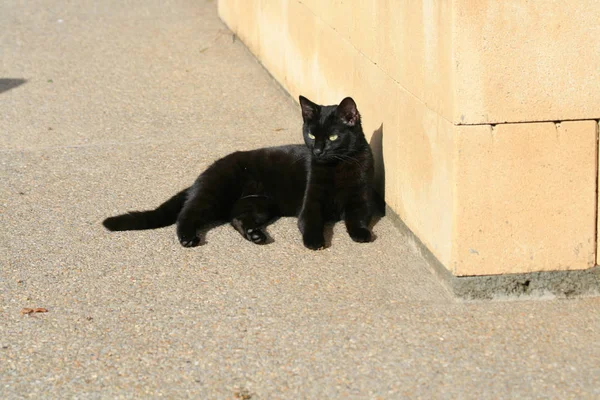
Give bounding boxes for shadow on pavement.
[0,78,27,94]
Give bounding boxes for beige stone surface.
[289,0,455,122]
[361,61,457,269]
[453,0,600,124]
[218,0,261,55]
[220,0,455,121]
[453,121,597,275]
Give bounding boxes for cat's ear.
[336,97,360,126]
[299,95,320,122]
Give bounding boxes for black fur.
[103,96,375,249]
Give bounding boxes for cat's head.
[299,96,365,163]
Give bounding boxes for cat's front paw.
[179,235,200,247]
[303,233,325,250]
[348,227,372,243]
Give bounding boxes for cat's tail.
[102,189,188,231]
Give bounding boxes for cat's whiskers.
[331,154,362,167]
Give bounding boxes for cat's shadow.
[370,123,386,216]
[196,220,276,247]
[321,217,382,248]
[368,123,386,239]
[323,223,336,247]
[195,218,380,249]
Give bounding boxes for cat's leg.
[176,189,225,247]
[298,193,326,250]
[230,196,275,244]
[343,191,373,243]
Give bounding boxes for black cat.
[103,96,375,250]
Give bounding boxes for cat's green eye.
[308,133,315,140]
[329,134,338,141]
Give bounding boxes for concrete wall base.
[386,206,600,301]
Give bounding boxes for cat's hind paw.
[246,228,267,244]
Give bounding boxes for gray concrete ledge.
[386,206,600,301]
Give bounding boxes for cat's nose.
[313,148,323,156]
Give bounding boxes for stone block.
[453,121,597,275]
[453,0,600,123]
[300,0,455,122]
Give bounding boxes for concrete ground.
[1,0,598,398]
